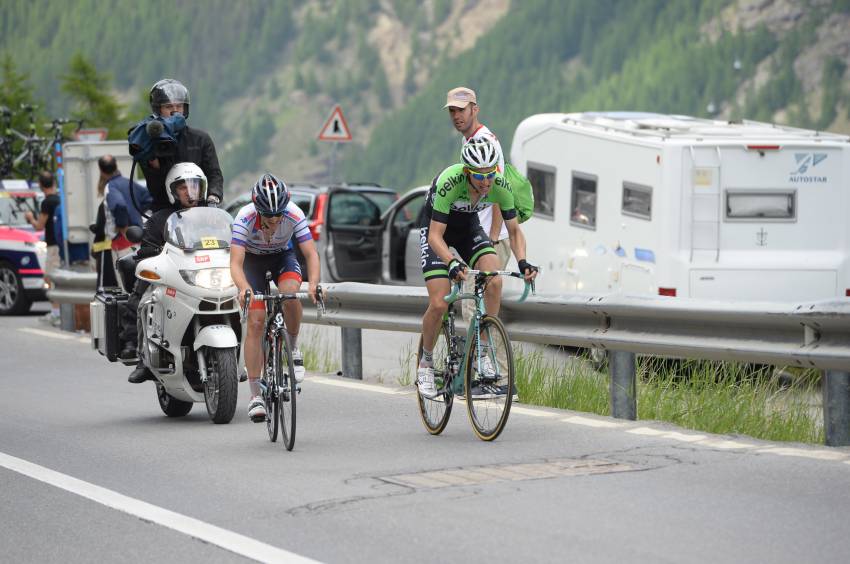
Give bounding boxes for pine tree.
[60,53,124,139]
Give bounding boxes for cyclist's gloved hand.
[448,258,467,282]
[206,195,221,208]
[517,259,539,281]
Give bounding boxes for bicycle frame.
[439,270,534,395]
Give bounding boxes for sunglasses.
[468,169,497,181]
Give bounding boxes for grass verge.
[514,348,824,444]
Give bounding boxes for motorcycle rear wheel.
[156,383,193,417]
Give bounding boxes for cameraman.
[140,78,224,210]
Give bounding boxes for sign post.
[317,105,352,183]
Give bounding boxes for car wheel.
[0,261,32,315]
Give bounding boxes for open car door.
[381,186,427,286]
[324,189,383,282]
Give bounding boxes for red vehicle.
[226,182,399,282]
[0,181,47,314]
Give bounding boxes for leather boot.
[128,363,154,384]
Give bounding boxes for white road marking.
[511,406,558,418]
[756,447,848,461]
[0,451,321,564]
[311,376,406,395]
[19,327,77,340]
[562,415,625,428]
[696,438,757,450]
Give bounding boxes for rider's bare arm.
[489,213,503,242]
[229,244,250,306]
[505,217,537,281]
[298,238,321,303]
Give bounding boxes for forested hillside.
[345,0,850,188]
[2,0,849,196]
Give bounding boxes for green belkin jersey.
[426,163,517,226]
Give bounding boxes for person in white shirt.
[445,87,510,322]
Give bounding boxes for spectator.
[89,174,118,289]
[139,78,224,210]
[99,154,152,278]
[24,171,62,325]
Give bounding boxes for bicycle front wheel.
[279,332,297,451]
[415,330,453,435]
[464,315,514,441]
[265,333,280,442]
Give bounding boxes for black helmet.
[251,173,290,216]
[150,78,190,118]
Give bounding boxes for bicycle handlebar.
[240,286,325,321]
[444,270,535,304]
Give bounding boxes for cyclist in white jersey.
[230,173,320,422]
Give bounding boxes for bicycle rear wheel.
[279,332,297,451]
[415,329,453,435]
[464,315,514,441]
[265,333,279,442]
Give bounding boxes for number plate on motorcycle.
[201,237,220,249]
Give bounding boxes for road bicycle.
[416,270,534,441]
[9,104,49,181]
[0,105,84,179]
[40,117,85,171]
[0,105,17,177]
[242,274,324,451]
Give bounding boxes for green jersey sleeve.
[430,164,467,224]
[490,173,517,221]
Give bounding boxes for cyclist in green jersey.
[417,138,538,399]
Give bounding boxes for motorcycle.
[94,207,241,423]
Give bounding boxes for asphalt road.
[1,310,849,563]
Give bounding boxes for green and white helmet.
[461,137,501,169]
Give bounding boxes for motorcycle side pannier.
[90,289,129,361]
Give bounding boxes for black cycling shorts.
[420,222,495,281]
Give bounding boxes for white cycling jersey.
[464,124,508,241]
[231,202,312,255]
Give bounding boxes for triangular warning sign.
[318,105,352,142]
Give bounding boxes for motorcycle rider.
[120,162,207,383]
[141,78,224,211]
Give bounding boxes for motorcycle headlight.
[180,268,234,290]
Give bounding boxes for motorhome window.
[725,191,795,221]
[527,162,555,219]
[570,172,597,229]
[622,183,652,220]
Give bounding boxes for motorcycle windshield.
[164,207,232,251]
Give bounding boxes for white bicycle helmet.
[461,137,501,169]
[165,162,207,205]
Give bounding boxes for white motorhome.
[510,111,850,301]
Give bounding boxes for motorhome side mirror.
[126,226,144,244]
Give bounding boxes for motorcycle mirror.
[126,225,144,244]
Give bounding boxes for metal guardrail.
[301,282,850,371]
[49,274,850,445]
[47,269,96,304]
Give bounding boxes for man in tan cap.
[444,87,510,321]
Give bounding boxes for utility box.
[62,141,134,245]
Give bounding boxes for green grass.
[513,348,824,444]
[297,326,339,374]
